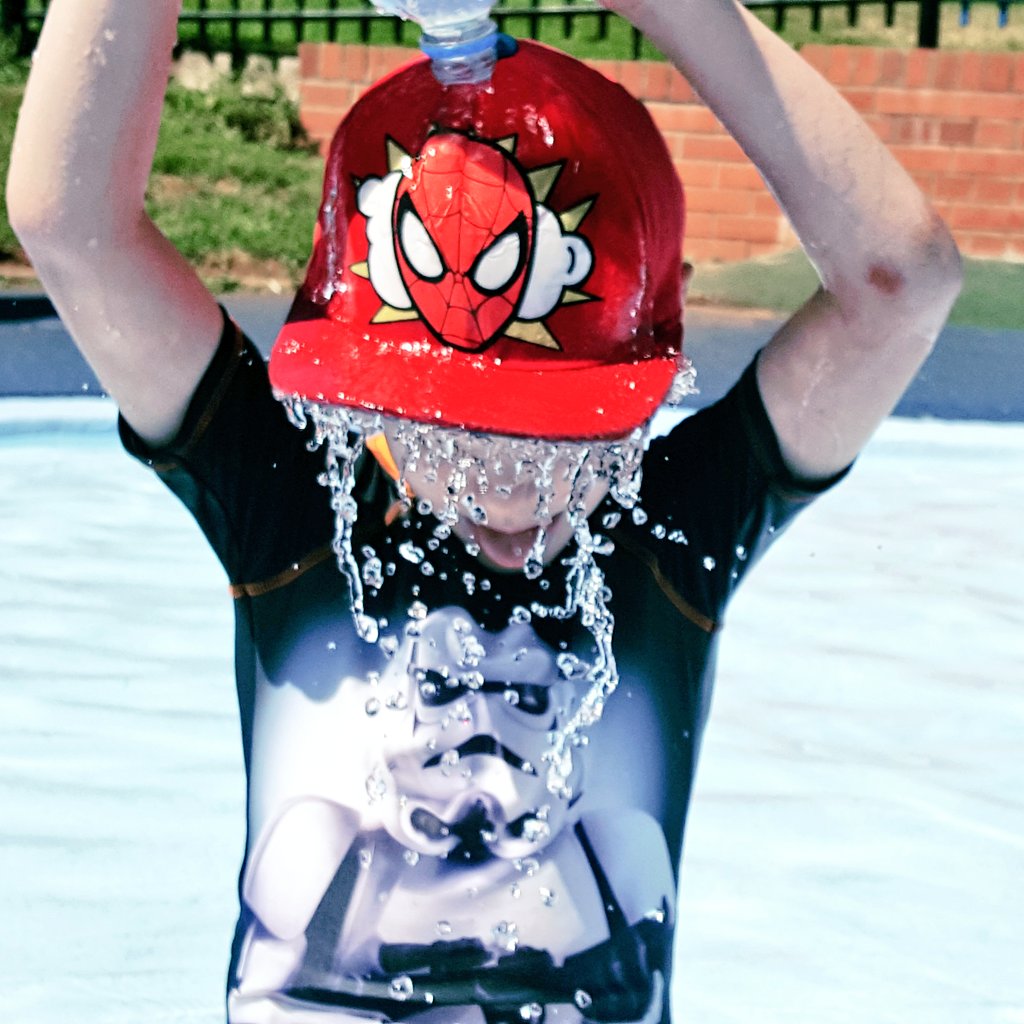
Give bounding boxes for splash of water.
[285,395,667,798]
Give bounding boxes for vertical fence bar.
[295,0,306,45]
[328,0,339,42]
[198,0,209,51]
[918,0,941,46]
[529,0,541,40]
[598,4,611,40]
[884,0,896,26]
[263,0,273,49]
[563,0,574,37]
[631,23,641,58]
[846,0,859,25]
[810,1,822,31]
[230,0,242,62]
[773,3,786,29]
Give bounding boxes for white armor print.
[231,609,674,1024]
[370,609,585,860]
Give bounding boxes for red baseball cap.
[270,40,686,441]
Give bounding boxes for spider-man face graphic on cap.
[354,130,596,355]
[394,135,534,352]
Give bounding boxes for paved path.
[2,292,1021,421]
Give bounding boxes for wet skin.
[381,422,612,572]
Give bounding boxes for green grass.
[147,83,322,285]
[691,249,1024,330]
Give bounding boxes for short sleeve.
[615,356,851,626]
[119,309,334,586]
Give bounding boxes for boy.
[7,1,961,1022]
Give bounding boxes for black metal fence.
[3,0,1018,56]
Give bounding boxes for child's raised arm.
[6,1,223,445]
[607,0,962,479]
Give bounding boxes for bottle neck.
[420,17,498,85]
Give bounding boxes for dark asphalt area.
[1,292,1021,421]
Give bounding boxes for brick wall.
[297,42,1024,263]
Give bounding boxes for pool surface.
[2,397,1022,1023]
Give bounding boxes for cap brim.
[270,315,679,442]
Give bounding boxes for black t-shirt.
[122,313,845,1024]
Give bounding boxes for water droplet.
[574,990,593,1010]
[439,750,460,776]
[644,907,666,923]
[735,544,748,560]
[365,769,387,802]
[399,541,425,564]
[504,689,520,706]
[365,697,381,716]
[539,887,557,907]
[521,818,551,843]
[518,1002,543,1023]
[509,882,522,898]
[631,507,648,525]
[493,920,520,953]
[703,556,716,571]
[515,857,540,877]
[651,523,667,539]
[408,600,428,620]
[668,529,688,545]
[359,848,374,868]
[403,849,420,866]
[511,605,532,624]
[435,920,453,937]
[602,511,621,529]
[389,975,414,1001]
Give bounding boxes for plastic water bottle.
[372,0,499,84]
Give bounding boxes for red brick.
[753,192,783,217]
[300,82,352,111]
[947,204,1024,232]
[954,92,1024,119]
[890,145,957,173]
[878,49,906,87]
[932,176,974,201]
[663,133,686,159]
[684,212,717,239]
[298,42,320,81]
[686,187,754,215]
[682,135,747,162]
[318,43,344,82]
[747,241,787,259]
[367,46,408,82]
[976,120,1016,149]
[851,48,881,87]
[841,89,877,114]
[615,60,648,98]
[959,51,984,91]
[301,108,343,146]
[958,234,1009,258]
[974,178,1016,205]
[585,59,617,83]
[952,150,1024,175]
[644,61,673,102]
[799,45,831,76]
[1013,54,1024,92]
[939,120,976,146]
[717,215,782,244]
[906,49,935,89]
[667,69,695,103]
[673,160,720,188]
[647,102,718,134]
[875,88,960,118]
[934,52,960,90]
[981,53,1014,92]
[719,163,765,190]
[828,47,852,87]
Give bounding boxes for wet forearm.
[7,0,181,246]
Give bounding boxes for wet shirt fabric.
[121,314,845,1024]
